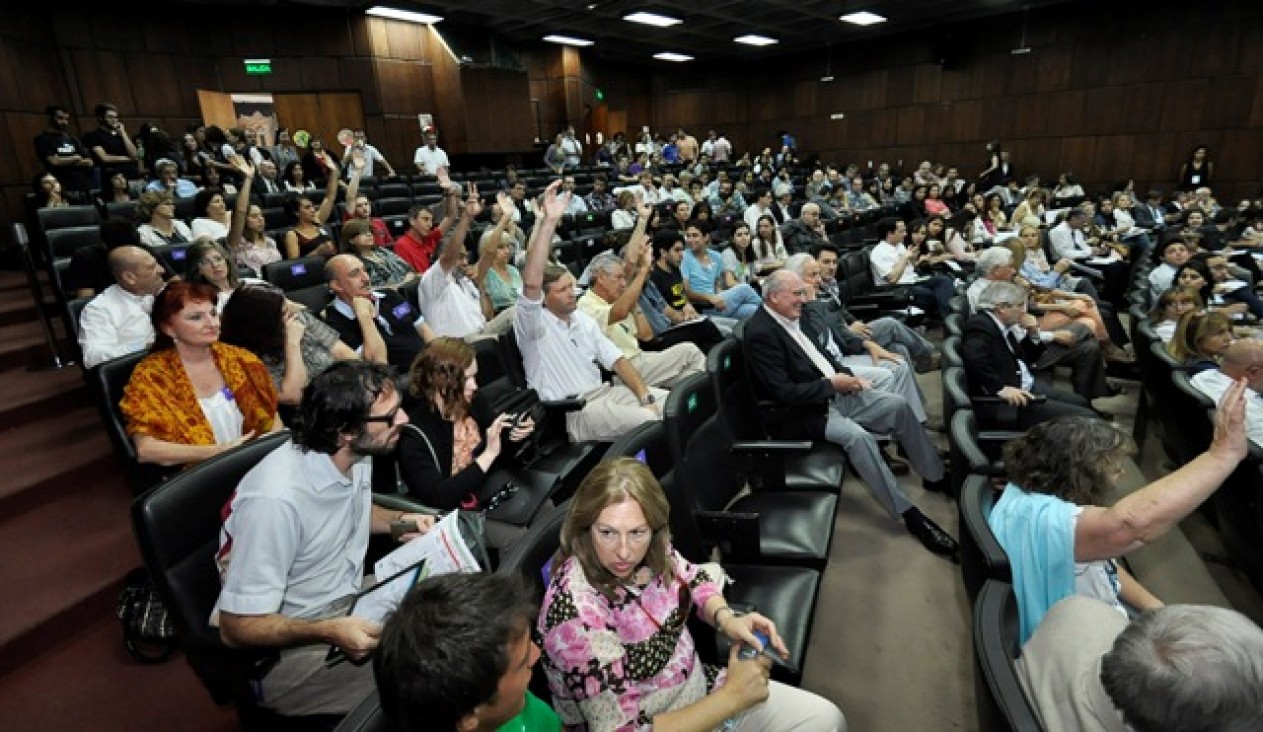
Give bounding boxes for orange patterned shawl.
[121,342,278,447]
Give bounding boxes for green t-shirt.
[496,691,559,732]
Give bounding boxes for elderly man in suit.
[962,280,1098,428]
[742,269,958,560]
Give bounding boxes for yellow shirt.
[577,289,640,359]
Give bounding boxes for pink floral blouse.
[538,548,725,731]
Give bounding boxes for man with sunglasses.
[213,362,435,718]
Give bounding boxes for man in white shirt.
[215,362,436,717]
[711,132,731,163]
[417,188,514,339]
[514,181,664,442]
[79,246,166,368]
[413,129,449,175]
[560,175,588,215]
[743,188,775,233]
[1048,208,1129,305]
[868,217,956,317]
[578,247,704,389]
[1192,338,1263,447]
[1148,239,1190,300]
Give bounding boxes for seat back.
[44,224,102,261]
[1147,341,1186,464]
[332,692,386,732]
[941,335,963,368]
[90,351,175,494]
[1170,370,1215,459]
[605,422,706,561]
[959,475,1012,607]
[37,204,101,234]
[972,580,1046,732]
[131,431,290,704]
[263,256,327,291]
[841,248,875,295]
[706,337,766,442]
[664,373,739,515]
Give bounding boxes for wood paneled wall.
[597,0,1262,202]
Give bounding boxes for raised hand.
[463,182,483,219]
[539,179,570,220]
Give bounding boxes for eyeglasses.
[592,525,654,548]
[362,402,402,426]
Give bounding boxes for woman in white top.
[191,187,231,240]
[750,215,788,274]
[136,190,193,248]
[610,190,638,230]
[722,223,759,286]
[223,158,281,278]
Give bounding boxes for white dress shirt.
[78,284,155,368]
[417,260,486,338]
[1191,369,1263,447]
[869,241,917,285]
[412,145,450,174]
[513,293,624,401]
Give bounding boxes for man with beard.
[33,105,95,199]
[214,362,436,718]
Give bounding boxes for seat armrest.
[695,510,761,560]
[977,430,1025,442]
[731,440,814,454]
[973,395,1047,404]
[542,397,585,413]
[372,493,439,515]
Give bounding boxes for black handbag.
[115,567,178,664]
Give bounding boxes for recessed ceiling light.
[625,11,683,27]
[366,6,443,24]
[544,34,595,47]
[653,52,694,62]
[840,11,886,26]
[734,34,778,46]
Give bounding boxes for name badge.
[391,302,413,320]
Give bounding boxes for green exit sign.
[244,59,272,76]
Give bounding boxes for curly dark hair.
[293,361,397,455]
[1001,417,1136,505]
[408,337,475,421]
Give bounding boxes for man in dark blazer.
[742,269,958,560]
[961,280,1098,428]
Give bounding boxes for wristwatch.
[640,393,656,406]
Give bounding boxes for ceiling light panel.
[734,34,778,46]
[653,52,694,62]
[366,6,443,24]
[625,11,683,28]
[840,11,887,26]
[544,34,595,47]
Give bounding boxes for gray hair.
[976,246,1013,276]
[761,268,798,299]
[976,281,1026,312]
[1101,604,1263,732]
[799,202,820,217]
[781,253,814,278]
[588,251,626,279]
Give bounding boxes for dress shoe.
[914,352,943,374]
[1103,343,1135,364]
[903,508,960,562]
[921,475,951,494]
[883,450,910,476]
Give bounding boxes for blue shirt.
[681,248,723,296]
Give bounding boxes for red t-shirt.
[394,228,443,274]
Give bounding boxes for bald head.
[1220,338,1263,383]
[109,246,165,295]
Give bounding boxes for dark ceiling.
[370,0,1074,64]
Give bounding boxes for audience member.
[1191,337,1263,448]
[1168,310,1233,374]
[743,270,958,559]
[514,181,663,442]
[282,154,341,259]
[413,128,449,175]
[136,190,193,248]
[579,246,706,389]
[67,217,145,298]
[1047,208,1128,306]
[340,129,394,179]
[681,220,763,320]
[538,458,847,731]
[396,338,537,549]
[394,193,458,275]
[418,187,514,339]
[868,217,957,318]
[219,284,357,405]
[214,361,434,717]
[962,281,1098,428]
[1148,286,1201,343]
[989,380,1247,642]
[78,245,166,368]
[190,187,230,240]
[321,254,431,369]
[223,158,281,278]
[82,103,139,180]
[120,281,279,467]
[376,571,556,732]
[33,105,94,200]
[342,218,416,289]
[342,158,393,247]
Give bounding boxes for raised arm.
[521,179,568,300]
[434,170,460,235]
[609,234,652,323]
[227,157,256,251]
[314,153,340,224]
[1075,379,1248,561]
[437,183,482,271]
